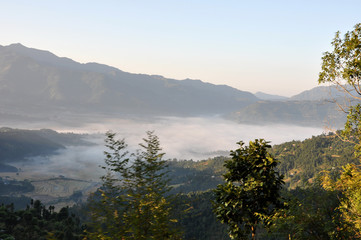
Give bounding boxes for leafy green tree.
[171,190,229,240]
[268,183,356,240]
[318,23,361,98]
[319,23,361,236]
[319,23,361,149]
[322,164,361,238]
[213,139,284,240]
[88,131,180,239]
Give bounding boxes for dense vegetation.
[167,133,358,192]
[0,130,359,239]
[0,199,84,240]
[0,128,64,163]
[87,131,181,239]
[0,178,34,195]
[271,132,358,188]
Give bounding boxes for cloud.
[57,116,325,160]
[18,116,324,180]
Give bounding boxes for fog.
[16,116,326,180]
[84,116,325,160]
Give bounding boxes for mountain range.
[0,43,349,128]
[0,44,257,116]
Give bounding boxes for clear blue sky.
[1,0,360,96]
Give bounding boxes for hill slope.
[227,99,346,127]
[0,44,258,118]
[0,127,91,165]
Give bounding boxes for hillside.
[254,91,288,101]
[227,99,346,128]
[0,128,64,163]
[0,130,358,239]
[290,85,346,101]
[0,127,355,194]
[0,128,92,168]
[0,43,353,128]
[168,132,357,191]
[0,43,352,129]
[0,44,258,120]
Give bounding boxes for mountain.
[226,84,356,128]
[0,43,258,120]
[254,91,288,101]
[0,43,351,128]
[290,85,346,101]
[227,99,346,128]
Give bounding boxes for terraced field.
[0,171,100,209]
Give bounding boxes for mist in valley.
[12,116,326,181]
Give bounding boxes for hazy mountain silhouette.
[290,85,347,101]
[0,43,349,128]
[254,92,288,101]
[227,100,345,127]
[0,43,258,119]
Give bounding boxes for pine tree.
[88,131,180,239]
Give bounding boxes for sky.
[1,1,361,96]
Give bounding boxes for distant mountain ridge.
[0,43,258,118]
[254,92,288,101]
[290,85,347,101]
[227,99,345,127]
[0,43,350,128]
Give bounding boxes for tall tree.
[319,23,361,148]
[322,164,361,238]
[319,23,361,237]
[88,131,180,239]
[87,131,130,239]
[213,139,284,240]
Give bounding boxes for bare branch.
[335,81,361,100]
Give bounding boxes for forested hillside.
[0,128,64,163]
[168,133,356,193]
[0,130,357,239]
[0,129,358,239]
[0,128,92,171]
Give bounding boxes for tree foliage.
[322,164,361,238]
[213,139,284,240]
[87,131,180,239]
[319,23,361,238]
[319,23,361,99]
[268,182,357,240]
[0,199,84,240]
[319,23,361,149]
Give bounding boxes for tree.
[213,139,284,240]
[88,131,180,239]
[319,23,361,99]
[268,182,357,240]
[319,23,361,236]
[0,199,84,240]
[319,23,361,149]
[322,164,361,238]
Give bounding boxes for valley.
[0,43,357,239]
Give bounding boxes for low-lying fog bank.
[82,116,325,160]
[9,116,327,180]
